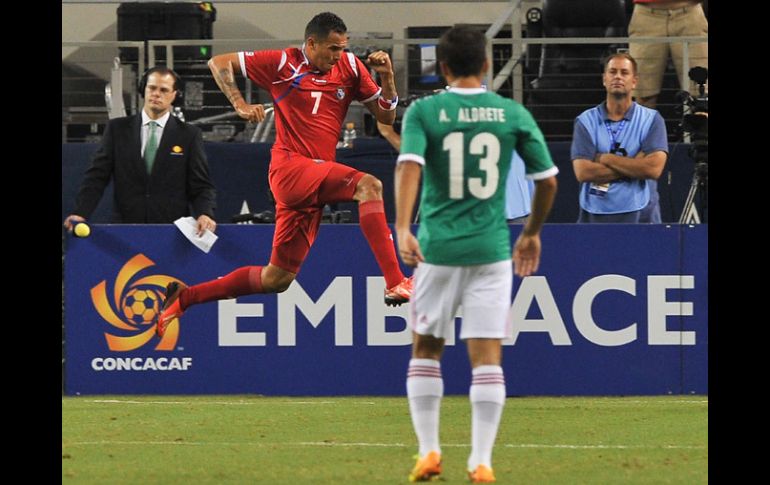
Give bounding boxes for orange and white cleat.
[408,451,442,482]
[467,464,496,483]
[385,276,413,306]
[155,281,187,337]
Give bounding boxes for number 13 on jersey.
[444,132,501,200]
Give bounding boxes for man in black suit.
[63,67,217,235]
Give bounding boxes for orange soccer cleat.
[467,464,496,483]
[408,451,442,482]
[155,281,187,337]
[385,276,413,306]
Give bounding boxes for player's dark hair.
[437,26,487,78]
[305,12,347,41]
[603,52,638,75]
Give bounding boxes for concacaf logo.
[91,254,184,352]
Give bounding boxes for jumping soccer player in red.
[155,12,412,336]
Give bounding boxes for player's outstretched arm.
[208,53,266,123]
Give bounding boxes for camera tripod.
[678,162,708,224]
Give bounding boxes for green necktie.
[144,120,159,173]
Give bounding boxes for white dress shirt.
[141,110,171,158]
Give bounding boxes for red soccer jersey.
[239,47,381,161]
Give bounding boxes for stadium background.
[62,0,708,396]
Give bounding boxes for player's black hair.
[304,12,347,41]
[437,26,487,78]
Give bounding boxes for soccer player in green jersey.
[394,26,558,483]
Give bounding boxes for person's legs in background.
[629,4,670,109]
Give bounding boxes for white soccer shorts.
[409,260,513,340]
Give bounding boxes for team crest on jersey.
[336,88,346,100]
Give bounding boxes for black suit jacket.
[73,114,216,223]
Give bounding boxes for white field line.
[567,400,708,404]
[79,399,374,405]
[63,440,706,450]
[502,443,706,450]
[68,398,706,406]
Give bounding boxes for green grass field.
[62,395,707,484]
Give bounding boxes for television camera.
[677,66,708,163]
[676,66,708,223]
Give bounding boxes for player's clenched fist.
[366,51,393,74]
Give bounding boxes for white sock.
[468,365,506,470]
[406,358,443,456]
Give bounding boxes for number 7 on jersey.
[310,91,322,115]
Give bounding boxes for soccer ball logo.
[92,254,184,351]
[122,288,160,325]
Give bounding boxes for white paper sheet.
[173,217,218,253]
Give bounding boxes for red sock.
[180,266,264,310]
[359,200,404,288]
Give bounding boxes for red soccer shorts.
[267,149,366,273]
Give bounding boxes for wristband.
[378,94,398,111]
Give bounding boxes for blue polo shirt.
[571,102,668,215]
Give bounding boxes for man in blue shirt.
[571,53,668,223]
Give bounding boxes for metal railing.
[63,35,706,142]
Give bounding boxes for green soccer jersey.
[398,87,557,265]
